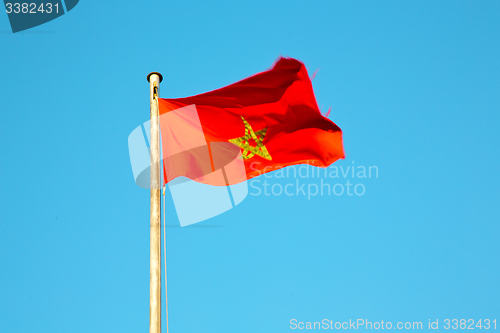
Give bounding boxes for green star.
[228,116,272,160]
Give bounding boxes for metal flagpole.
[163,186,169,333]
[147,72,163,333]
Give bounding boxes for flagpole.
[147,72,163,333]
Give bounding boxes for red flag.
[159,57,344,186]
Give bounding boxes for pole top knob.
[147,72,163,83]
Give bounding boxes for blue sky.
[1,1,499,332]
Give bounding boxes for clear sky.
[1,1,499,332]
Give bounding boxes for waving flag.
[159,57,344,186]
